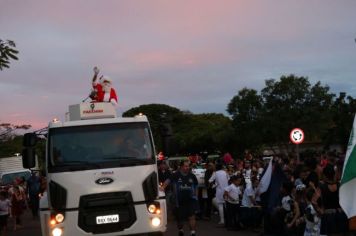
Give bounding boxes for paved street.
[7,210,41,236]
[6,209,258,236]
[164,212,258,236]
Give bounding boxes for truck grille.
[78,192,136,234]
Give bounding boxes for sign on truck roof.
[68,103,117,121]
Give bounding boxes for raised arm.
[92,66,100,84]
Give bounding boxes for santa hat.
[100,75,112,84]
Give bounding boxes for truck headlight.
[148,204,157,214]
[147,202,160,214]
[52,227,63,236]
[50,212,65,225]
[151,217,161,227]
[55,213,64,223]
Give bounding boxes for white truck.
[0,156,31,185]
[22,103,166,236]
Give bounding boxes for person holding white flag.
[257,157,273,195]
[339,114,356,230]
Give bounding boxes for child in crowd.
[0,191,11,236]
[294,184,307,235]
[304,188,322,236]
[224,175,243,230]
[240,177,262,228]
[281,182,300,235]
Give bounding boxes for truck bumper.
[40,199,167,236]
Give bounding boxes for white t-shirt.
[282,195,292,211]
[0,199,11,216]
[244,169,252,179]
[241,186,255,207]
[209,170,229,203]
[244,169,252,188]
[304,203,321,236]
[224,184,241,204]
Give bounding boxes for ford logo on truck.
[95,177,114,185]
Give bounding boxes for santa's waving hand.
[91,67,118,105]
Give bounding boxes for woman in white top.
[209,163,229,225]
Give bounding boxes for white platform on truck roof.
[67,103,117,121]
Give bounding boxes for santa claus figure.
[91,67,118,105]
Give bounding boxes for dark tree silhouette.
[0,39,19,70]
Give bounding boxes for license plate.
[96,214,119,224]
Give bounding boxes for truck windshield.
[48,122,155,172]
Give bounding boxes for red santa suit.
[92,76,118,105]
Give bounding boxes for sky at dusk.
[1,0,356,130]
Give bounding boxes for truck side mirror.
[22,148,36,169]
[23,133,37,147]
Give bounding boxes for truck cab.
[23,103,166,236]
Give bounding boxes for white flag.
[258,158,273,194]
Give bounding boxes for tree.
[260,75,334,152]
[0,123,31,142]
[123,104,183,153]
[0,39,19,70]
[303,81,334,141]
[227,75,336,154]
[123,104,234,156]
[0,136,23,158]
[324,93,356,152]
[174,113,234,154]
[227,88,264,153]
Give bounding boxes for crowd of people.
[159,150,351,236]
[0,171,44,235]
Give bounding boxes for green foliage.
[227,88,264,153]
[261,75,334,148]
[123,104,183,152]
[324,93,356,151]
[0,136,23,158]
[174,113,234,154]
[227,74,351,153]
[0,39,19,71]
[123,104,233,155]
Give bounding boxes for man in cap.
[91,67,118,105]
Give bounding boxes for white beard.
[103,83,111,92]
